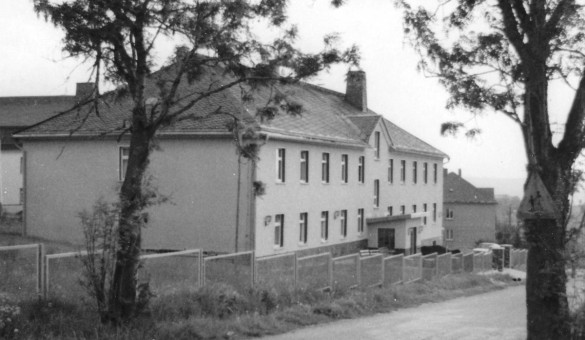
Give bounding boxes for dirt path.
[261,285,526,340]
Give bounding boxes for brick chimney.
[75,82,95,101]
[345,70,367,112]
[458,169,462,177]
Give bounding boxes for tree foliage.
[34,0,358,322]
[396,0,585,338]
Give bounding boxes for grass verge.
[3,272,520,339]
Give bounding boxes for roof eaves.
[261,128,368,148]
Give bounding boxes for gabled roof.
[14,65,447,156]
[0,96,76,128]
[444,171,497,204]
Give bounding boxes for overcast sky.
[3,0,579,197]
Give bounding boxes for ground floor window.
[445,229,454,240]
[321,211,329,241]
[274,214,284,247]
[299,212,308,244]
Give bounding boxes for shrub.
[0,295,21,339]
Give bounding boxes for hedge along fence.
[5,245,529,301]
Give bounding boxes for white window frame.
[424,162,428,184]
[388,159,394,183]
[374,131,381,159]
[300,150,309,183]
[423,203,428,225]
[341,154,348,183]
[322,153,330,183]
[413,161,418,184]
[299,212,308,245]
[276,148,286,183]
[357,208,364,233]
[445,229,454,241]
[373,179,380,208]
[358,156,365,183]
[433,203,437,222]
[400,205,406,215]
[119,146,130,181]
[446,208,454,219]
[340,209,347,237]
[433,163,438,183]
[400,160,406,183]
[388,206,393,216]
[274,214,284,248]
[412,204,417,213]
[321,211,329,242]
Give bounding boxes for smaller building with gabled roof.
[443,169,497,250]
[14,68,447,256]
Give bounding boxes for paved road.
[261,286,526,340]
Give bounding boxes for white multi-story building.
[16,69,446,256]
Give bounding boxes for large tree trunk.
[524,65,571,339]
[108,107,152,322]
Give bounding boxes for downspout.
[235,154,242,253]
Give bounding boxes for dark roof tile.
[444,171,497,204]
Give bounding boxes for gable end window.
[277,149,286,182]
[119,147,130,181]
[300,151,309,183]
[274,214,284,248]
[374,131,381,159]
[322,153,330,183]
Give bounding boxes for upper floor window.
[388,206,393,216]
[433,163,438,183]
[274,214,284,248]
[413,161,418,184]
[276,148,286,183]
[357,208,364,233]
[373,179,380,208]
[322,153,330,183]
[374,131,381,159]
[119,147,130,181]
[321,211,329,241]
[412,204,417,213]
[400,205,406,215]
[358,156,365,183]
[446,208,454,219]
[433,203,437,222]
[388,159,394,183]
[423,204,428,225]
[445,229,454,241]
[299,212,308,244]
[424,163,428,184]
[300,151,309,183]
[341,154,348,183]
[400,160,406,183]
[340,209,348,237]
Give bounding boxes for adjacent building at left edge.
[14,67,447,257]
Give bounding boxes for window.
[413,161,418,184]
[373,179,380,208]
[357,208,364,233]
[358,156,365,183]
[388,159,394,183]
[400,160,406,182]
[446,208,454,219]
[119,147,129,181]
[322,153,330,183]
[276,148,286,182]
[400,205,405,215]
[374,131,381,159]
[299,213,308,244]
[433,203,437,222]
[321,211,329,241]
[445,229,454,241]
[388,206,393,216]
[300,151,309,183]
[19,188,24,205]
[424,163,428,184]
[341,154,348,183]
[340,210,347,237]
[433,163,438,183]
[412,204,417,213]
[423,204,428,225]
[274,214,284,247]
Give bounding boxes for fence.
[0,243,43,299]
[3,245,530,301]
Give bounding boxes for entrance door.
[409,227,417,254]
[378,228,395,249]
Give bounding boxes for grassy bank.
[2,272,519,340]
